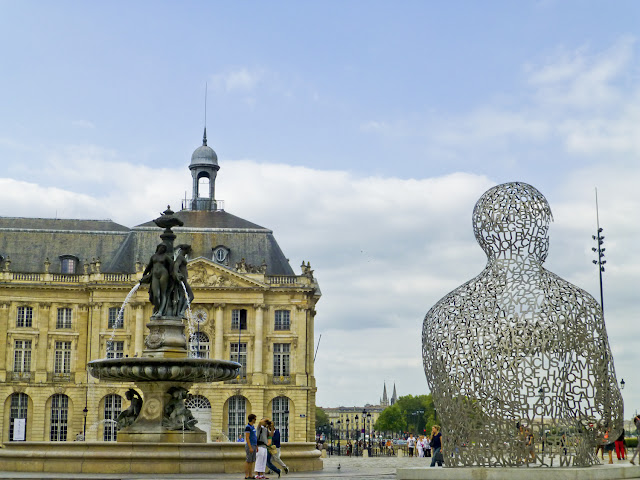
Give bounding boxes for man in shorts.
[244,414,257,479]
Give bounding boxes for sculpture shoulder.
[424,270,491,322]
[542,269,601,310]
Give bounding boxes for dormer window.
[212,245,230,265]
[59,255,79,274]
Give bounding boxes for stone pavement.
[0,454,639,480]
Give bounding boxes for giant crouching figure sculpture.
[422,182,623,467]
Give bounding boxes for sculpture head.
[472,182,553,262]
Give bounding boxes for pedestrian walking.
[630,416,640,465]
[244,414,257,479]
[603,430,615,464]
[425,435,431,458]
[254,418,271,479]
[430,425,443,467]
[615,428,626,460]
[408,434,416,457]
[266,422,289,476]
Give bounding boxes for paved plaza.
[0,454,639,480]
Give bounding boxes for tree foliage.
[374,394,437,436]
[315,407,330,429]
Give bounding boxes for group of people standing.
[243,414,289,479]
[407,426,443,467]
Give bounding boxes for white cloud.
[4,143,638,409]
[210,67,264,92]
[527,37,635,109]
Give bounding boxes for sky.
[1,1,639,416]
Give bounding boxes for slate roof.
[0,210,295,276]
[134,210,267,231]
[0,217,129,232]
[0,217,130,274]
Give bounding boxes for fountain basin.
[87,357,241,383]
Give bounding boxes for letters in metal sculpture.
[422,182,623,467]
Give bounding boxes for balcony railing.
[51,274,81,283]
[181,199,225,212]
[270,375,292,385]
[266,276,299,285]
[9,372,31,382]
[47,372,74,383]
[103,273,133,282]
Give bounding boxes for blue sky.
[1,1,640,415]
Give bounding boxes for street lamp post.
[354,415,359,456]
[367,412,372,455]
[346,418,350,455]
[82,406,88,441]
[362,409,367,451]
[336,420,341,456]
[330,421,334,456]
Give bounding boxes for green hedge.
[625,437,638,449]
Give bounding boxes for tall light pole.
[592,188,606,313]
[336,420,341,455]
[330,421,334,456]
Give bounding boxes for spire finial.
[203,83,208,146]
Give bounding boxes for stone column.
[214,304,225,360]
[133,302,145,356]
[253,304,265,384]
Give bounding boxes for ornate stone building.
[0,129,320,443]
[322,385,396,440]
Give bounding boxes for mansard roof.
[0,210,295,276]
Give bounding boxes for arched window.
[59,255,79,274]
[103,394,122,441]
[272,396,290,442]
[188,332,210,359]
[186,394,212,442]
[50,394,69,441]
[198,176,210,198]
[227,395,246,442]
[9,393,29,441]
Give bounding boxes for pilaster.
[133,302,145,356]
[214,304,225,360]
[35,302,52,382]
[0,302,10,375]
[253,304,265,384]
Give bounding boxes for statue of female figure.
[116,389,143,430]
[141,243,173,316]
[173,244,194,317]
[422,182,622,467]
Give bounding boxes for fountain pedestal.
[143,315,190,359]
[117,381,206,443]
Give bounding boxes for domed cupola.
[190,128,218,167]
[189,128,220,211]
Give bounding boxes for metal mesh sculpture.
[422,182,623,467]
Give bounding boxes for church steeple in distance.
[381,383,389,407]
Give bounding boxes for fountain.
[0,205,322,475]
[88,206,240,443]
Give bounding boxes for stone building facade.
[0,130,320,443]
